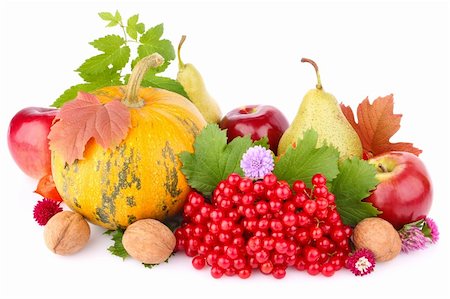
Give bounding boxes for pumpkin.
[51,54,207,230]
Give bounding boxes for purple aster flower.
[399,226,428,253]
[240,145,274,180]
[347,248,376,276]
[424,217,439,243]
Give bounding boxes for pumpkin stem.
[123,53,165,108]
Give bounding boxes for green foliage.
[53,11,188,107]
[104,229,128,259]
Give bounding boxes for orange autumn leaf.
[340,94,422,158]
[48,92,131,164]
[35,174,63,202]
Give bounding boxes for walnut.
[122,219,175,264]
[44,211,90,255]
[353,217,402,262]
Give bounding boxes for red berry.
[274,239,288,254]
[253,181,266,195]
[188,192,204,208]
[232,236,245,247]
[192,256,206,270]
[272,267,286,279]
[293,180,306,193]
[225,246,239,259]
[241,194,255,205]
[220,218,234,231]
[263,173,277,188]
[234,257,246,270]
[270,219,283,232]
[217,256,231,269]
[225,267,236,276]
[282,212,297,227]
[295,257,307,271]
[260,261,274,274]
[303,200,317,215]
[272,253,285,265]
[263,236,276,251]
[316,237,331,252]
[247,236,262,252]
[275,185,291,200]
[227,173,241,186]
[313,186,328,197]
[331,227,346,242]
[210,209,224,222]
[244,206,257,218]
[269,199,282,213]
[238,267,252,279]
[297,212,312,227]
[256,201,270,215]
[316,197,329,210]
[304,246,320,263]
[255,249,270,263]
[321,263,335,277]
[211,266,224,278]
[238,178,253,193]
[295,228,310,245]
[312,174,326,186]
[218,232,232,243]
[326,193,336,204]
[307,263,321,276]
[206,252,219,266]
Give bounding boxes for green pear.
[176,35,222,124]
[277,58,362,159]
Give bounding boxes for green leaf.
[77,45,130,76]
[126,14,139,40]
[273,129,340,187]
[253,136,270,149]
[104,229,129,259]
[114,10,122,23]
[52,82,107,107]
[98,12,114,21]
[138,24,175,73]
[331,157,381,226]
[136,23,145,34]
[78,68,122,83]
[179,124,255,196]
[141,76,189,99]
[142,253,174,269]
[89,35,125,53]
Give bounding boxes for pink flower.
[399,226,427,253]
[240,146,274,180]
[347,248,376,276]
[424,217,439,243]
[33,198,63,226]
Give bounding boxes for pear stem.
[178,35,187,68]
[301,58,322,90]
[378,163,388,173]
[123,53,164,108]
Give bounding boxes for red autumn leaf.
[340,94,422,158]
[35,174,63,202]
[48,92,131,164]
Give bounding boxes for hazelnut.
[122,219,175,264]
[353,217,401,262]
[44,211,90,255]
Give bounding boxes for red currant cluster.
[175,173,352,279]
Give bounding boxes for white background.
[0,1,449,298]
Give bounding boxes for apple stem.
[301,58,322,90]
[378,163,388,173]
[178,35,186,69]
[123,53,164,108]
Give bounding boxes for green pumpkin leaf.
[104,229,129,259]
[331,157,381,226]
[126,14,139,40]
[253,136,270,149]
[89,35,125,52]
[273,129,340,187]
[180,124,259,196]
[141,76,189,99]
[77,45,130,75]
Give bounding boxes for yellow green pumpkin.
[51,54,206,230]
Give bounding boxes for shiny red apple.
[365,151,432,229]
[7,107,58,179]
[219,105,289,154]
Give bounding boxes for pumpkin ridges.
[52,85,206,230]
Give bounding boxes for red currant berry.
[320,223,332,235]
[223,186,235,197]
[312,174,327,186]
[243,218,258,232]
[316,197,329,210]
[293,180,306,193]
[283,201,296,213]
[297,212,312,227]
[326,210,340,224]
[338,238,349,250]
[241,194,255,205]
[295,257,307,271]
[208,222,220,234]
[272,267,286,279]
[256,201,270,215]
[183,203,195,218]
[203,233,217,246]
[286,254,296,266]
[227,173,242,186]
[262,236,276,251]
[225,246,239,260]
[272,253,285,265]
[244,206,257,218]
[304,246,320,263]
[225,267,236,276]
[269,199,282,213]
[253,181,266,195]
[187,238,200,252]
[329,256,343,271]
[247,236,262,252]
[260,261,274,274]
[316,237,331,252]
[343,226,352,238]
[271,232,284,239]
[248,257,259,269]
[286,241,297,256]
[211,266,224,278]
[217,181,227,191]
[263,173,277,188]
[220,218,234,231]
[210,209,224,222]
[193,225,205,238]
[326,193,336,204]
[232,224,244,235]
[275,185,292,200]
[258,218,270,230]
[218,232,232,243]
[198,244,210,256]
[234,257,246,270]
[238,178,253,193]
[219,198,233,210]
[206,252,219,266]
[313,186,328,198]
[199,205,211,218]
[238,267,252,279]
[321,263,335,277]
[188,192,205,208]
[255,230,268,238]
[270,219,283,232]
[315,208,328,219]
[255,249,270,263]
[192,255,206,270]
[331,227,346,242]
[282,212,297,227]
[307,263,321,276]
[274,239,288,254]
[228,210,240,222]
[232,236,245,247]
[231,194,241,204]
[217,256,231,269]
[294,228,310,245]
[303,200,317,215]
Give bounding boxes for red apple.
[219,105,289,154]
[365,151,432,229]
[7,107,58,179]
